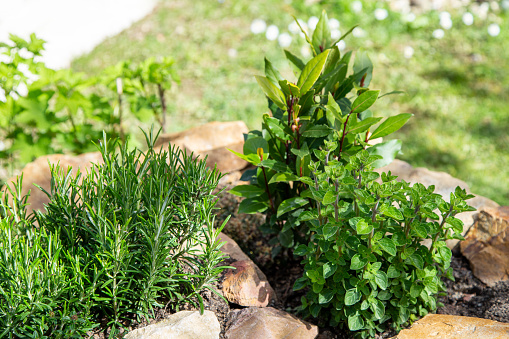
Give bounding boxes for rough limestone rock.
[460,206,509,286]
[155,121,249,173]
[3,152,104,214]
[222,259,276,307]
[391,314,509,339]
[218,233,276,307]
[217,232,252,262]
[225,307,319,339]
[377,159,499,249]
[125,311,220,339]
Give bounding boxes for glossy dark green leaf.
[277,197,309,217]
[293,277,308,290]
[302,125,332,138]
[238,198,268,214]
[379,204,403,221]
[268,172,300,184]
[323,262,337,279]
[284,49,305,70]
[264,58,283,86]
[345,288,361,306]
[322,190,337,205]
[312,11,331,54]
[387,265,400,279]
[228,185,265,198]
[370,299,385,320]
[264,116,288,141]
[318,289,335,304]
[228,148,261,165]
[353,50,373,87]
[377,238,397,256]
[348,313,364,331]
[348,117,382,134]
[297,50,330,94]
[278,229,294,248]
[278,80,300,97]
[369,113,413,140]
[374,271,388,290]
[351,90,380,114]
[350,254,368,270]
[243,137,269,156]
[255,75,287,110]
[356,219,372,235]
[406,253,424,270]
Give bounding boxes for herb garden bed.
[209,182,509,338]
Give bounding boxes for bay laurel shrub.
[0,129,230,337]
[231,10,475,338]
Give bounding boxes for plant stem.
[338,111,353,160]
[157,83,167,133]
[431,206,453,252]
[261,166,276,214]
[116,77,125,142]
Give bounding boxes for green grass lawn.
[71,0,509,205]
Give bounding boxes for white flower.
[250,19,266,34]
[404,12,416,22]
[440,16,453,30]
[336,40,346,51]
[491,1,500,11]
[266,25,279,41]
[351,1,363,13]
[488,23,501,36]
[331,29,341,40]
[502,0,509,10]
[278,33,292,47]
[374,8,389,21]
[439,11,451,20]
[432,29,445,39]
[462,12,474,26]
[352,27,366,38]
[403,46,414,59]
[300,45,311,58]
[228,48,237,58]
[288,21,300,34]
[328,18,340,30]
[0,89,5,103]
[308,16,319,30]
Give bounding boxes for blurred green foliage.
[71,0,509,205]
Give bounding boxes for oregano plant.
[293,146,475,337]
[230,10,411,255]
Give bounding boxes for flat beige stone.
[392,314,509,339]
[225,307,318,339]
[126,311,220,339]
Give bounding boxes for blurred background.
[1,0,508,205]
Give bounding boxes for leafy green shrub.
[0,129,230,337]
[231,10,475,337]
[293,147,475,337]
[230,11,410,255]
[0,34,178,176]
